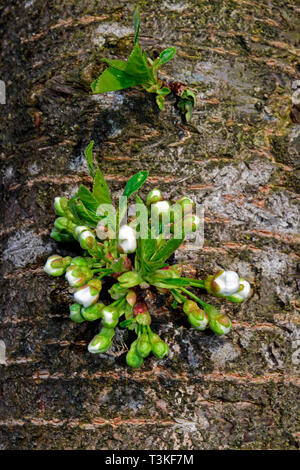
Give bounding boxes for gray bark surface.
[0,0,299,449]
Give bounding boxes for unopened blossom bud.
[126,290,136,307]
[70,257,94,268]
[50,229,74,243]
[88,327,115,354]
[54,197,69,217]
[108,283,128,300]
[151,200,171,219]
[133,302,151,325]
[44,255,71,277]
[54,217,76,235]
[74,279,102,307]
[81,302,104,322]
[176,196,195,213]
[65,265,93,288]
[146,188,163,206]
[118,225,137,254]
[204,304,232,336]
[228,279,251,303]
[136,333,152,358]
[206,270,240,296]
[69,303,85,323]
[183,215,200,234]
[118,271,143,288]
[187,310,209,331]
[78,229,96,251]
[73,225,89,241]
[101,305,119,328]
[126,340,144,368]
[148,330,169,359]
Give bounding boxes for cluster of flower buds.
[145,189,200,236]
[205,270,251,303]
[43,156,253,368]
[126,325,169,368]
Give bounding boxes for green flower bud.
[78,230,96,251]
[204,304,232,336]
[126,341,144,368]
[176,196,195,213]
[88,334,111,354]
[73,225,89,241]
[50,229,74,243]
[136,334,152,358]
[101,305,119,328]
[44,255,71,277]
[183,215,200,234]
[65,265,93,287]
[54,217,76,235]
[108,283,129,300]
[183,300,199,315]
[69,303,85,323]
[152,340,169,359]
[146,189,163,206]
[118,271,143,288]
[54,197,69,217]
[70,257,94,268]
[126,290,136,307]
[81,302,104,322]
[187,310,209,331]
[148,330,169,359]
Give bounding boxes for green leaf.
[126,43,151,81]
[93,168,112,205]
[68,198,98,227]
[158,47,176,65]
[157,87,171,96]
[120,319,133,328]
[84,141,95,178]
[151,237,184,264]
[77,185,99,213]
[133,5,140,44]
[102,58,128,71]
[91,67,143,94]
[156,95,165,110]
[123,171,148,198]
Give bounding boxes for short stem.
[180,287,208,308]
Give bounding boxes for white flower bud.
[44,255,66,277]
[118,225,137,254]
[213,270,240,296]
[151,200,170,217]
[73,225,89,240]
[74,285,99,308]
[229,279,251,302]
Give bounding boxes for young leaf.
[158,47,176,65]
[91,67,143,94]
[133,4,140,44]
[68,197,97,227]
[84,141,95,178]
[123,171,148,198]
[126,43,151,81]
[102,58,128,71]
[151,236,184,264]
[93,168,112,206]
[120,319,133,328]
[77,185,99,213]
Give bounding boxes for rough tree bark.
[0,0,299,450]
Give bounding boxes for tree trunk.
[0,0,299,450]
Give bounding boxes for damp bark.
[0,0,300,450]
